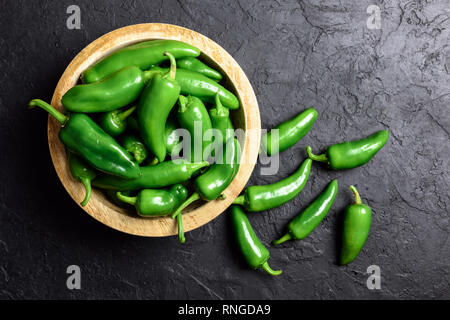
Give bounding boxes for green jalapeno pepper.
[92,160,209,190]
[82,40,201,83]
[209,94,234,148]
[231,205,282,276]
[116,184,188,217]
[67,151,96,206]
[29,99,141,179]
[150,67,239,110]
[177,57,223,81]
[306,130,389,170]
[138,52,181,163]
[98,105,136,137]
[165,116,182,156]
[119,133,148,164]
[233,158,312,212]
[177,95,213,162]
[62,67,160,113]
[261,108,318,156]
[273,179,338,245]
[340,186,372,265]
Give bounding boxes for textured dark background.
[0,0,449,300]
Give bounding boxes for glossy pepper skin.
[306,130,389,170]
[231,205,282,276]
[138,52,181,162]
[82,40,201,83]
[67,151,96,206]
[233,158,312,212]
[29,99,141,179]
[340,186,372,265]
[116,184,188,217]
[92,160,209,190]
[273,179,338,245]
[209,94,234,148]
[98,105,136,137]
[62,67,159,113]
[261,108,318,156]
[119,133,148,164]
[177,95,212,162]
[177,57,223,81]
[150,67,239,110]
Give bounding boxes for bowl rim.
[48,23,260,237]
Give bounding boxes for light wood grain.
[48,23,260,237]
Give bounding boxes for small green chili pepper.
[138,52,181,163]
[177,95,212,162]
[306,130,389,170]
[67,151,96,207]
[231,205,282,276]
[98,105,136,137]
[62,67,160,113]
[340,185,372,265]
[233,158,312,212]
[177,57,223,81]
[119,133,148,164]
[150,67,239,109]
[116,184,188,217]
[273,179,338,245]
[29,99,141,179]
[209,94,234,148]
[92,160,209,191]
[260,108,318,156]
[82,40,201,83]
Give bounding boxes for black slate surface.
[0,0,449,299]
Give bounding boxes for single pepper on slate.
[209,94,234,148]
[98,105,136,137]
[116,184,188,217]
[260,108,318,156]
[273,179,338,245]
[340,185,372,265]
[62,67,161,113]
[29,99,141,179]
[233,158,312,212]
[150,66,239,110]
[82,39,201,83]
[67,151,96,206]
[231,205,282,276]
[306,130,389,170]
[138,52,181,163]
[177,57,223,81]
[119,132,148,164]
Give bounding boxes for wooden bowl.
[48,23,260,237]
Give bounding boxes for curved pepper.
[177,95,212,162]
[119,133,148,164]
[261,108,318,156]
[209,94,234,148]
[150,67,239,110]
[231,205,282,276]
[62,67,160,113]
[98,105,136,137]
[273,179,338,245]
[138,52,181,162]
[67,151,96,206]
[116,184,188,217]
[233,158,312,212]
[92,160,209,190]
[177,57,223,81]
[306,130,389,170]
[340,186,372,265]
[29,99,141,179]
[82,39,201,83]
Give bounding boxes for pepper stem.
[232,195,245,206]
[164,51,177,80]
[214,93,228,116]
[142,69,164,82]
[80,178,92,207]
[177,213,185,243]
[261,261,282,276]
[28,99,68,125]
[178,95,188,113]
[272,233,292,245]
[349,185,362,205]
[171,192,201,219]
[306,146,328,163]
[118,105,136,121]
[116,192,137,206]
